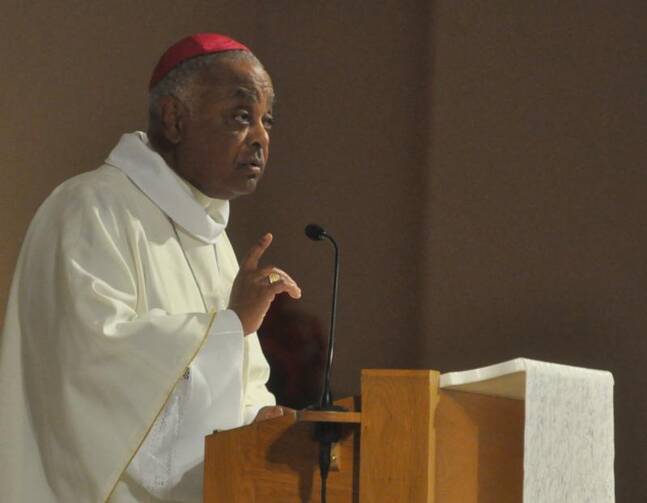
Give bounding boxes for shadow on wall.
[259,295,327,410]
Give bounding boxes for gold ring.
[267,272,281,285]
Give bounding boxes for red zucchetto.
[149,33,251,90]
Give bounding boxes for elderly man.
[0,33,299,502]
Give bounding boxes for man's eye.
[233,110,250,124]
[263,116,274,130]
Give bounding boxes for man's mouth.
[238,161,263,178]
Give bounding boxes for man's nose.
[247,120,270,152]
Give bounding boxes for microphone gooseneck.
[304,223,343,503]
[304,223,339,409]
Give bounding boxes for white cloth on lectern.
[523,360,615,503]
[440,357,615,503]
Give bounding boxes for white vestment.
[0,132,275,502]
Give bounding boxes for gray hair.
[148,50,263,124]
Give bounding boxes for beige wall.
[421,3,647,499]
[1,1,645,499]
[229,0,431,394]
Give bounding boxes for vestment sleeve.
[123,309,246,501]
[214,232,276,424]
[243,332,277,423]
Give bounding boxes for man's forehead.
[232,85,275,104]
[204,60,274,103]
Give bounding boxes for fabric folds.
[0,133,275,503]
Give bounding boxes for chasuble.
[0,132,275,502]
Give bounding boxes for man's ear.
[158,96,186,144]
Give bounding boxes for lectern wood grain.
[435,390,524,502]
[298,409,362,423]
[203,370,526,502]
[359,369,439,503]
[204,410,359,502]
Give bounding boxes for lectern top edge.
[361,368,440,378]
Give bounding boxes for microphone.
[304,223,327,241]
[304,223,343,503]
[304,223,339,409]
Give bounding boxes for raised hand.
[228,233,301,335]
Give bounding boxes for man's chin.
[238,178,261,196]
[207,180,259,200]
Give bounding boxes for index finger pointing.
[241,233,273,271]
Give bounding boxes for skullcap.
[149,33,250,90]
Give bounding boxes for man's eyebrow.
[233,86,260,101]
[232,86,275,106]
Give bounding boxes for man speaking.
[0,33,300,502]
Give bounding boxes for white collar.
[105,131,229,244]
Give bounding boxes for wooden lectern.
[203,369,524,502]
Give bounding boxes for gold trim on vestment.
[104,310,218,502]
